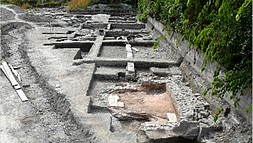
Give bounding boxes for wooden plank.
[14,84,21,90]
[1,65,21,86]
[8,64,21,81]
[1,63,28,102]
[16,89,28,102]
[0,65,8,78]
[2,62,18,86]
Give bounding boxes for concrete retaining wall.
[147,17,252,122]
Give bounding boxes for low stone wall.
[111,23,145,29]
[147,17,252,122]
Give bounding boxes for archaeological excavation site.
[0,1,252,143]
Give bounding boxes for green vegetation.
[138,0,252,111]
[68,0,90,11]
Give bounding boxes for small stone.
[166,113,177,122]
[117,102,124,107]
[203,102,210,110]
[126,62,135,73]
[194,93,201,96]
[200,111,210,118]
[185,110,194,119]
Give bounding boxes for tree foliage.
[138,0,252,109]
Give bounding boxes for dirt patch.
[117,92,175,119]
[110,83,177,122]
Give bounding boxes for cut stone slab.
[92,14,110,23]
[126,44,132,52]
[108,95,119,107]
[127,62,135,73]
[172,120,199,138]
[150,67,170,76]
[94,66,126,80]
[107,23,111,30]
[117,102,125,107]
[126,44,133,59]
[127,52,133,59]
[73,56,178,68]
[108,95,124,107]
[145,130,178,141]
[132,47,139,52]
[143,35,152,40]
[167,113,177,122]
[168,67,182,75]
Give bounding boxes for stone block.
[107,23,111,30]
[167,113,177,122]
[132,47,139,52]
[126,44,132,52]
[108,95,119,107]
[117,102,125,107]
[127,62,135,73]
[169,67,182,75]
[150,67,169,76]
[143,35,152,40]
[127,52,133,59]
[172,120,199,133]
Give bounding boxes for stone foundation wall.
[147,17,252,123]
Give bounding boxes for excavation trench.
[89,73,201,142]
[2,5,250,143]
[108,83,178,122]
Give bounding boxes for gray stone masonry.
[73,57,178,68]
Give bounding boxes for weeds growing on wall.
[138,0,252,116]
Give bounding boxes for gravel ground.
[133,46,172,60]
[0,5,95,143]
[0,7,15,21]
[7,5,24,14]
[19,13,55,23]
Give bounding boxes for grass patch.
[68,0,90,11]
[20,3,32,10]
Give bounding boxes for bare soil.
[115,92,176,119]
